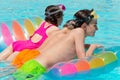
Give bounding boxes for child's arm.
[86,44,103,57]
[74,29,86,59]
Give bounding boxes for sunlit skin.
[33,19,102,69]
[0,11,63,61]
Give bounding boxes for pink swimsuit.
[12,21,53,52]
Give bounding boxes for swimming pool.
[0,0,120,80]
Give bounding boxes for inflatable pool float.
[43,51,118,80]
[0,17,120,80]
[0,16,43,52]
[0,17,43,79]
[0,51,118,80]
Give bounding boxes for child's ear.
[81,23,87,29]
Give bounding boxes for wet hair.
[74,9,94,26]
[63,19,83,30]
[63,19,75,30]
[45,5,63,26]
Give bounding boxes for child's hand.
[86,44,103,57]
[90,44,103,49]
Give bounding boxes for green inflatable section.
[95,51,118,65]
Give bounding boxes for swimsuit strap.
[40,21,46,28]
[29,21,46,38]
[40,21,54,30]
[45,24,54,30]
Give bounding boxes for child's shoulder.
[71,28,84,34]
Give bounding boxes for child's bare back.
[35,28,78,68]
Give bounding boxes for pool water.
[0,0,120,80]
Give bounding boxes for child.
[13,9,102,80]
[74,9,100,51]
[0,4,65,61]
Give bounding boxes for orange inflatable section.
[12,49,40,68]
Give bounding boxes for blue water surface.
[0,0,120,80]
